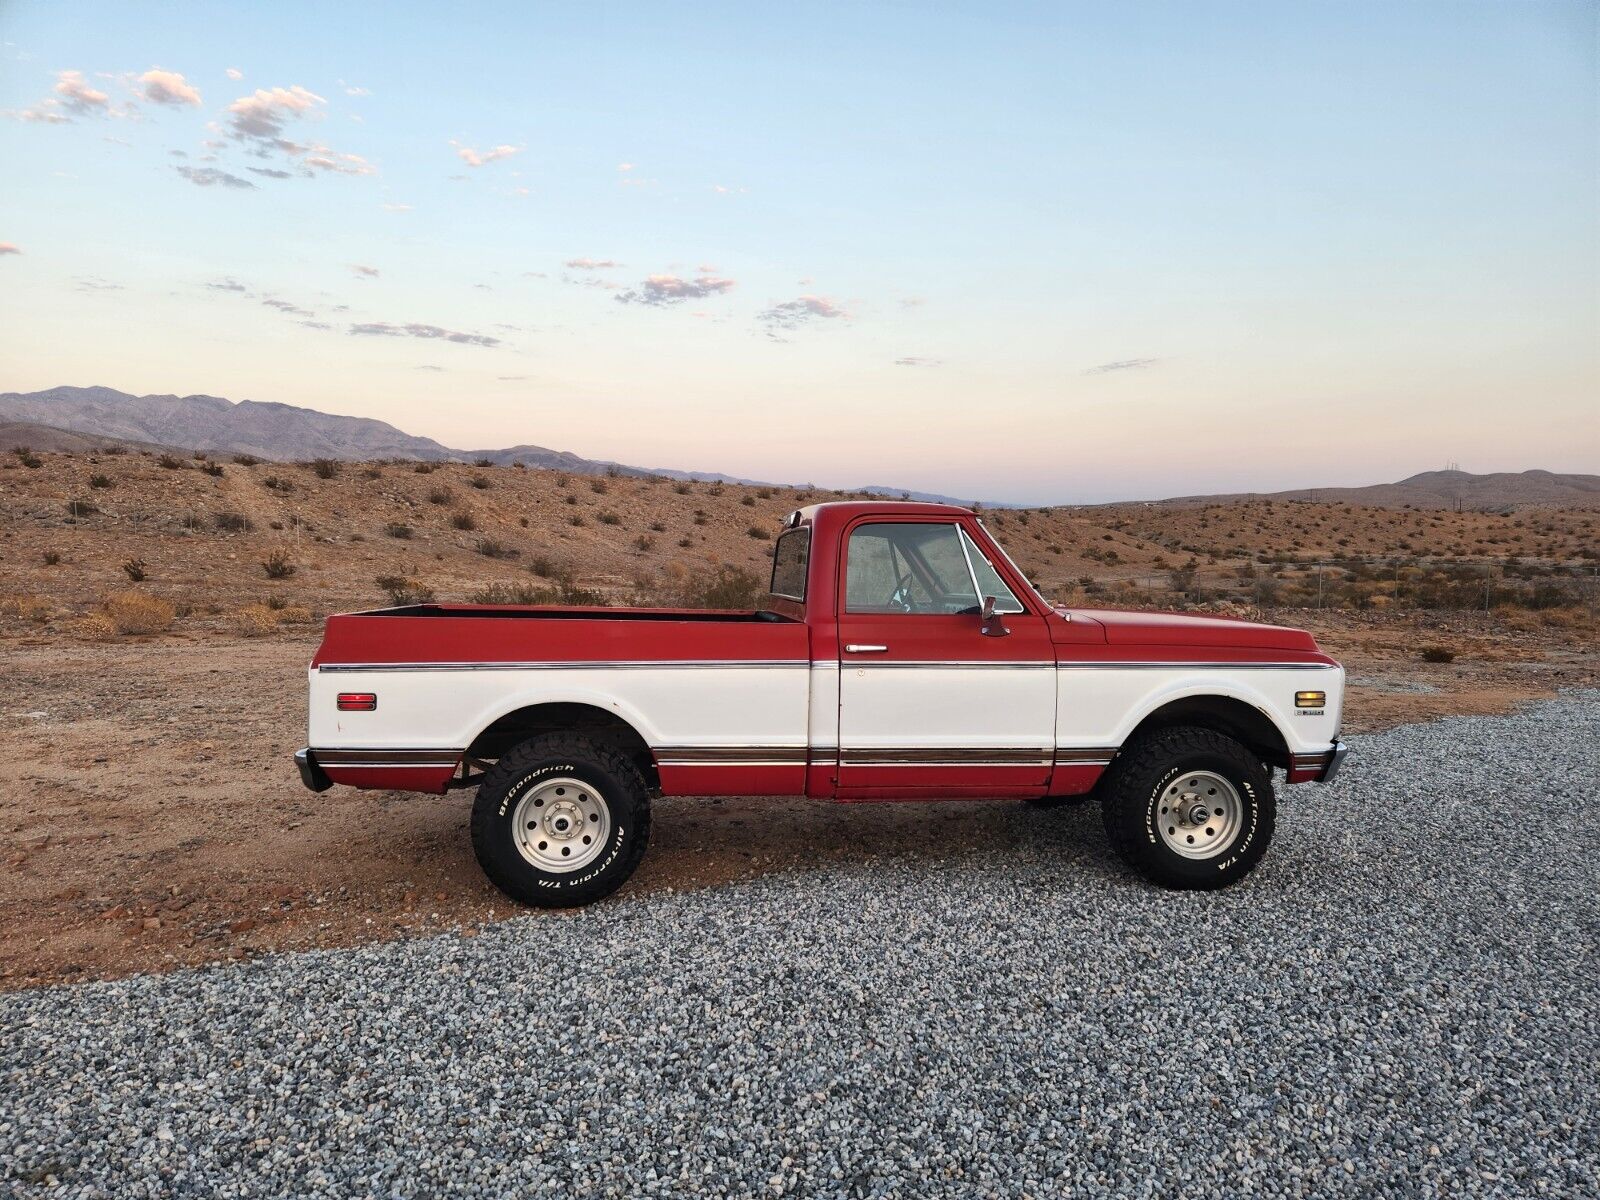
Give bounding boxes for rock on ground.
[3,694,1598,1198]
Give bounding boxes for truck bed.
[311,605,810,669]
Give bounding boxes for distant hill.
[0,386,766,484]
[2,387,1593,510]
[1137,470,1600,511]
[0,420,181,457]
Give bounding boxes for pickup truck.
[298,501,1346,906]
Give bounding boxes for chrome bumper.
[1318,740,1349,784]
[294,747,333,793]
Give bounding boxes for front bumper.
[294,747,333,793]
[1318,740,1349,784]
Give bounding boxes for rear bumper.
[294,747,334,793]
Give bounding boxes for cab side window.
[845,523,979,614]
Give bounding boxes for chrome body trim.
[318,660,810,672]
[1055,661,1339,671]
[655,746,809,766]
[320,658,1337,673]
[840,746,1054,766]
[314,748,464,768]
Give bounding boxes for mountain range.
[1,386,1595,509]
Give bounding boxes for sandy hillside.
[0,446,1595,989]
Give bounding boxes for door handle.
[844,644,888,654]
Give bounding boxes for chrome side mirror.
[980,595,1010,637]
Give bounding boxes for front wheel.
[471,734,652,907]
[1099,726,1275,889]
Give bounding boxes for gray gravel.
[5,694,1599,1198]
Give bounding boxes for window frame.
[841,519,982,616]
[768,526,811,602]
[957,526,1025,614]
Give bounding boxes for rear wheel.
[1099,726,1274,889]
[471,734,651,907]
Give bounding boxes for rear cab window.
[769,527,810,601]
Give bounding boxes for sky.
[1,1,1595,504]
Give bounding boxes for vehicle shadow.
[627,794,1124,896]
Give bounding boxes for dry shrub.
[1495,603,1591,631]
[72,612,118,640]
[231,604,281,637]
[275,604,315,625]
[101,591,176,635]
[1,594,51,622]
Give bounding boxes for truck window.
[959,527,1025,614]
[769,528,810,601]
[846,522,980,614]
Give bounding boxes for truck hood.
[1068,608,1321,652]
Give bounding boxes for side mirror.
[980,595,1010,638]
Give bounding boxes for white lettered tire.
[1099,726,1276,889]
[471,734,652,907]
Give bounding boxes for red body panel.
[313,607,811,668]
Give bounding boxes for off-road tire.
[471,733,652,907]
[1099,726,1275,889]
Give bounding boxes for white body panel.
[309,664,811,753]
[312,660,1343,761]
[838,664,1057,751]
[1056,664,1345,756]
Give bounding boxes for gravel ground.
[4,694,1598,1199]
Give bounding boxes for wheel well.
[466,703,658,790]
[1125,695,1289,770]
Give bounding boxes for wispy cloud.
[894,356,941,367]
[176,164,256,189]
[348,322,500,348]
[246,166,293,179]
[7,68,115,123]
[451,141,520,167]
[139,68,202,107]
[75,275,122,291]
[303,150,373,175]
[382,202,412,212]
[0,242,20,256]
[262,297,314,317]
[56,69,111,114]
[758,295,848,336]
[226,84,322,142]
[220,84,372,179]
[415,364,445,372]
[204,277,248,292]
[1083,357,1160,375]
[349,263,380,278]
[615,273,736,307]
[225,68,243,81]
[564,257,621,270]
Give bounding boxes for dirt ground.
[2,615,1594,991]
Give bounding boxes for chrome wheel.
[511,777,612,873]
[1157,770,1243,860]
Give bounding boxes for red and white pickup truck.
[298,501,1345,905]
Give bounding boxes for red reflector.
[337,693,377,711]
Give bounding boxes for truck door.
[834,517,1056,797]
